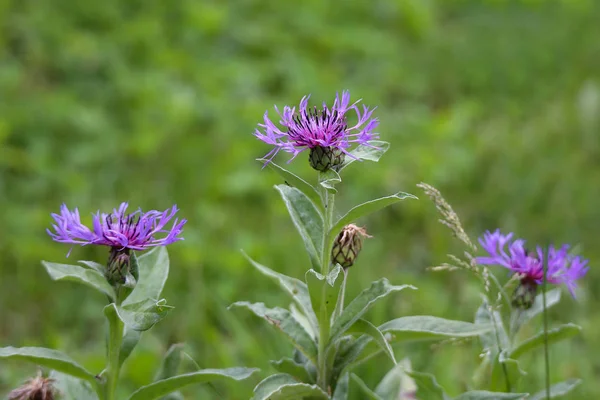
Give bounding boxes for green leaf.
[123,247,169,306]
[454,391,528,399]
[530,379,582,400]
[155,344,184,381]
[332,372,350,400]
[242,252,318,335]
[252,373,329,400]
[339,140,391,171]
[128,368,258,400]
[475,300,509,358]
[490,351,526,392]
[332,335,372,379]
[406,371,449,400]
[261,159,323,209]
[49,370,98,400]
[330,279,416,343]
[0,346,97,384]
[41,261,115,300]
[275,184,324,270]
[349,319,396,365]
[119,328,142,365]
[379,316,493,342]
[511,289,561,335]
[270,357,314,383]
[78,260,106,274]
[350,373,384,400]
[319,168,342,193]
[306,265,343,326]
[330,193,417,237]
[230,302,318,364]
[375,357,417,400]
[509,324,582,359]
[113,299,173,331]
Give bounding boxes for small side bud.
[512,277,538,309]
[331,224,371,268]
[8,373,56,400]
[309,146,345,172]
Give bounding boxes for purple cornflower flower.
[255,90,379,171]
[48,202,186,285]
[477,229,589,307]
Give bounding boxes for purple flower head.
[48,202,187,254]
[255,90,379,170]
[477,229,589,301]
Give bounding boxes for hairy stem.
[542,261,551,399]
[105,304,123,400]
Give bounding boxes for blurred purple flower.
[254,90,379,165]
[48,202,187,254]
[477,229,589,298]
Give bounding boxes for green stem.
[542,261,551,399]
[317,179,335,391]
[105,304,124,400]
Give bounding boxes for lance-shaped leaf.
[351,373,384,400]
[261,159,323,209]
[252,373,328,400]
[511,289,561,335]
[508,324,582,359]
[475,300,509,358]
[306,265,343,326]
[332,372,350,400]
[319,168,342,193]
[330,193,417,238]
[119,328,142,366]
[530,379,582,400]
[270,358,314,384]
[243,252,318,334]
[49,370,98,400]
[454,391,529,399]
[153,344,185,400]
[332,335,372,379]
[230,302,318,364]
[490,351,526,392]
[379,316,493,342]
[0,347,97,384]
[114,299,173,331]
[275,184,324,270]
[349,319,396,365]
[41,261,115,300]
[406,371,449,400]
[128,368,258,400]
[123,247,169,306]
[339,140,391,171]
[329,279,416,343]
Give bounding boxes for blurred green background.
[1,0,599,398]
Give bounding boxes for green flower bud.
[331,224,371,268]
[309,146,345,172]
[106,248,132,286]
[511,278,538,309]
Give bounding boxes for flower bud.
[106,248,132,286]
[331,224,371,268]
[511,278,538,309]
[309,146,345,172]
[8,373,56,400]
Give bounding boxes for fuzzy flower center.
[288,106,347,147]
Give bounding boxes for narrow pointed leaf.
[331,193,417,237]
[350,373,384,399]
[155,344,184,381]
[332,372,350,400]
[270,358,313,383]
[41,261,115,300]
[49,371,98,400]
[509,324,582,359]
[454,391,529,399]
[123,247,169,306]
[261,159,323,209]
[349,319,396,365]
[340,140,391,171]
[511,289,561,335]
[0,346,96,383]
[306,265,343,326]
[252,373,328,400]
[230,302,318,363]
[475,300,509,358]
[243,252,318,333]
[275,184,324,270]
[119,328,142,365]
[406,371,449,400]
[128,368,258,400]
[530,379,582,400]
[330,279,416,343]
[332,335,372,379]
[490,351,526,392]
[379,316,493,342]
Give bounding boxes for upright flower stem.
[542,260,551,399]
[317,178,335,390]
[104,300,124,400]
[489,304,511,392]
